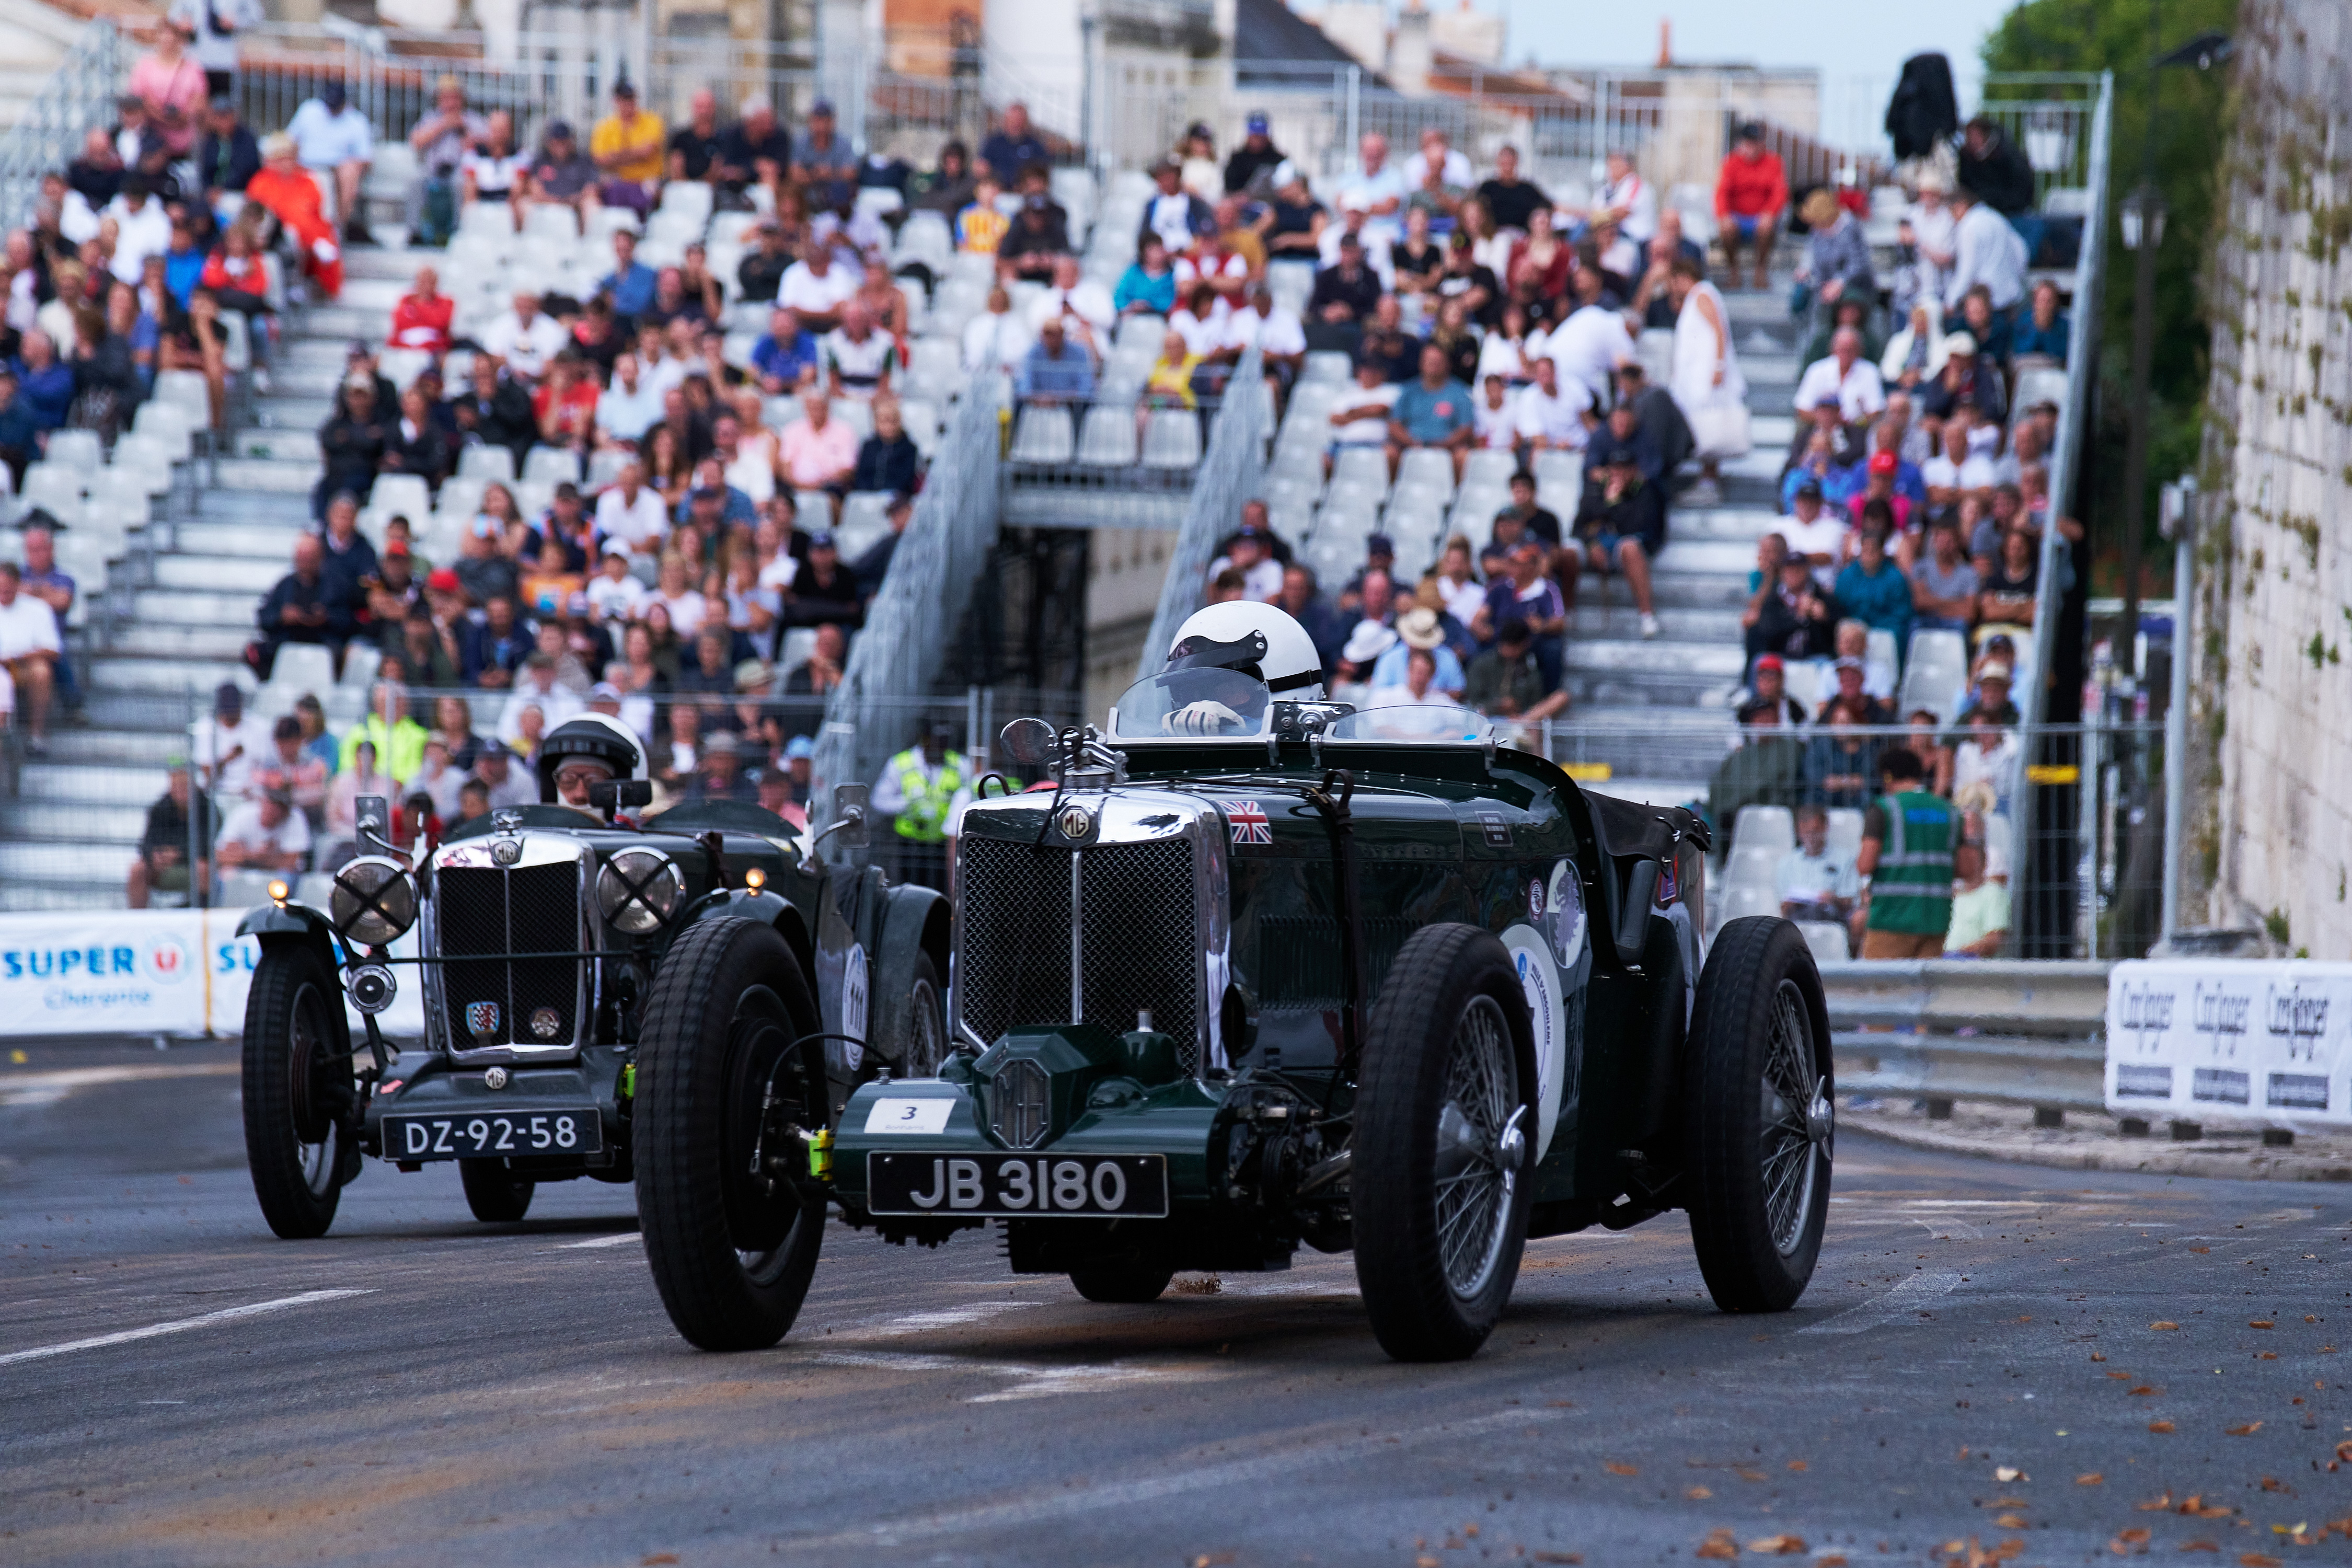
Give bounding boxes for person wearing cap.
[1921,328,2006,427]
[1207,516,1284,603]
[462,736,536,810]
[1224,113,1286,194]
[710,93,788,206]
[781,529,863,629]
[1793,186,1874,322]
[1823,654,1894,727]
[1332,618,1398,701]
[790,97,857,204]
[1736,654,1806,727]
[246,131,343,298]
[1775,477,1848,590]
[1463,615,1569,727]
[524,118,599,232]
[314,365,386,512]
[998,188,1073,283]
[871,719,964,880]
[250,712,330,821]
[680,729,755,805]
[1712,121,1787,292]
[730,656,779,739]
[590,79,666,216]
[1367,605,1467,699]
[284,79,374,241]
[1744,550,1835,666]
[405,76,485,247]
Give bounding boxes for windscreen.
[1106,668,1275,739]
[1326,701,1495,744]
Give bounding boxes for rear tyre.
[241,943,353,1240]
[459,1159,535,1222]
[1683,916,1833,1313]
[1068,1261,1177,1304]
[636,916,827,1351]
[1352,924,1537,1363]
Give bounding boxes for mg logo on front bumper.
[990,1058,1050,1149]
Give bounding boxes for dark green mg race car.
[237,714,948,1239]
[630,607,1837,1363]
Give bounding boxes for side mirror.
[827,783,870,849]
[998,717,1056,768]
[354,794,395,858]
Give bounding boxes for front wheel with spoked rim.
[1683,915,1833,1313]
[241,943,356,1239]
[1352,924,1537,1363]
[898,951,948,1078]
[636,916,829,1352]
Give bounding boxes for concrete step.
[108,622,255,661]
[17,762,176,805]
[1564,638,1745,679]
[153,555,288,594]
[0,882,139,912]
[0,843,141,881]
[227,429,322,464]
[90,656,249,695]
[133,589,263,628]
[250,363,351,401]
[0,800,152,842]
[1559,605,1744,642]
[173,521,310,558]
[1664,506,1781,544]
[31,728,195,766]
[194,487,314,521]
[212,456,325,495]
[251,396,335,430]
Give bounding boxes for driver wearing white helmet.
[535,713,650,816]
[1156,601,1328,735]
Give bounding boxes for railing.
[1821,960,2111,1117]
[1137,345,1269,680]
[0,17,122,231]
[813,377,1006,812]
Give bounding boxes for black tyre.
[899,950,948,1078]
[1352,924,1537,1363]
[636,916,827,1351]
[1683,916,1833,1313]
[459,1159,535,1222]
[241,943,354,1240]
[1068,1261,1177,1304]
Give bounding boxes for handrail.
[1137,345,1269,681]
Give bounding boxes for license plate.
[381,1109,604,1161]
[866,1152,1168,1218]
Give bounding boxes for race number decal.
[840,942,870,1069]
[863,1097,953,1135]
[1502,924,1565,1161]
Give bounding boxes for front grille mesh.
[959,832,1200,1071]
[1081,839,1198,1070]
[436,861,580,1047]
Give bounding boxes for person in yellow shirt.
[589,79,666,216]
[1136,327,1201,444]
[955,175,1009,256]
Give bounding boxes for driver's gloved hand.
[1166,700,1247,736]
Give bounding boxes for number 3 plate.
[380,1110,604,1162]
[866,1152,1168,1217]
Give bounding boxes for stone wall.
[2195,0,2352,956]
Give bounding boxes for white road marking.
[552,1232,642,1250]
[859,1301,1040,1335]
[0,1289,373,1368]
[0,1062,237,1108]
[809,1346,1222,1402]
[1796,1270,1964,1335]
[778,1405,1569,1550]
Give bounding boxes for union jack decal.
[1227,801,1272,845]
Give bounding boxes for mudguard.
[236,901,345,979]
[864,881,948,1070]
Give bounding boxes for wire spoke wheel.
[287,981,341,1198]
[1757,980,1823,1255]
[1433,996,1519,1301]
[902,962,947,1079]
[241,943,353,1239]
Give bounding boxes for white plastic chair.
[1009,406,1075,465]
[1393,447,1458,500]
[43,430,103,475]
[1330,445,1391,499]
[1898,629,1970,724]
[523,446,582,487]
[340,642,382,690]
[1733,803,1795,855]
[131,400,194,461]
[1077,404,1138,467]
[457,444,518,485]
[457,201,516,239]
[378,348,433,390]
[265,643,336,698]
[1140,410,1202,469]
[16,464,85,521]
[367,474,432,526]
[1825,807,1864,864]
[835,492,894,558]
[1302,351,1352,386]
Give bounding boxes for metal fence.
[812,374,1006,814]
[1138,345,1270,679]
[1823,959,2111,1118]
[0,17,122,230]
[1524,718,2163,962]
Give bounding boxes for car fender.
[237,902,345,979]
[864,882,948,1069]
[684,888,814,971]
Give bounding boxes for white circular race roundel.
[1501,924,1564,1161]
[840,943,870,1070]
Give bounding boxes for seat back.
[1733,802,1795,855]
[1140,409,1202,469]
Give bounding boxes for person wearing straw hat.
[406,75,484,248]
[1369,606,1466,699]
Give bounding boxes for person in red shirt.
[388,264,453,355]
[246,132,342,300]
[532,351,602,451]
[1713,121,1789,292]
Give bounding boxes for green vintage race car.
[236,714,949,1239]
[630,607,1836,1362]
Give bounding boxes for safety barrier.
[1822,960,2113,1116]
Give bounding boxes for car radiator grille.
[436,862,581,1047]
[959,834,1200,1072]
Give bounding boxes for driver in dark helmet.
[535,713,647,814]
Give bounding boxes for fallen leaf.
[1785,1459,1807,1472]
[2188,1247,2210,1254]
[1465,1526,1480,1539]
[1694,1529,1740,1561]
[2259,1478,2288,1493]
[2226,1422,2263,1436]
[1745,1536,1806,1556]
[1994,1466,2028,1482]
[2250,1320,2275,1330]
[1192,1557,1236,1568]
[1530,1555,1582,1566]
[2118,1528,2154,1545]
[2181,1497,2235,1519]
[1984,1497,2030,1508]
[1602,1461,1638,1477]
[2336,1441,2352,1464]
[2261,1352,2279,1360]
[1416,1558,1440,1568]
[1818,1558,1848,1568]
[2130,1385,2162,1396]
[2140,1492,2177,1511]
[2017,1315,2034,1322]
[2153,1321,2182,1331]
[1686,1485,1714,1500]
[2092,1351,2109,1362]
[1994,1514,2030,1529]
[1734,1467,1768,1483]
[2150,1420,2176,1433]
[642,1558,679,1567]
[2239,1555,2283,1567]
[2079,1473,2105,1485]
[2109,1371,2137,1380]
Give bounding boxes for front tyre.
[1683,916,1833,1313]
[636,917,826,1351]
[459,1159,535,1222]
[240,943,354,1239]
[1352,924,1537,1363]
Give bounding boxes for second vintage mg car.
[237,714,949,1239]
[629,605,1836,1363]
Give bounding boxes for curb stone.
[1840,1101,2352,1183]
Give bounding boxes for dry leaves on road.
[2092,1351,2109,1362]
[1686,1485,1714,1500]
[2138,1492,2177,1512]
[1992,1513,2030,1529]
[2226,1422,2264,1436]
[2129,1385,2162,1396]
[1602,1461,1638,1476]
[1190,1555,1236,1568]
[1694,1527,1741,1560]
[2150,1420,2177,1433]
[2178,1496,2236,1519]
[2249,1320,2275,1329]
[2152,1321,2182,1331]
[2240,1554,2284,1567]
[1994,1466,2027,1482]
[2078,1473,2104,1485]
[641,1558,679,1566]
[1529,1553,1582,1565]
[2335,1440,2352,1463]
[1745,1535,1806,1555]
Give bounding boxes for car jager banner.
[2106,959,2352,1128]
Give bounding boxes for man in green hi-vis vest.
[1855,746,1956,959]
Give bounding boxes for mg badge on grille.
[990,1058,1051,1149]
[491,837,523,866]
[1056,802,1093,839]
[529,1006,562,1040]
[466,1000,502,1044]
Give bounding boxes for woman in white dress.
[1665,255,1747,506]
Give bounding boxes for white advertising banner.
[0,910,426,1039]
[2106,959,2352,1128]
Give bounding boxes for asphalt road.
[4,1039,2349,1567]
